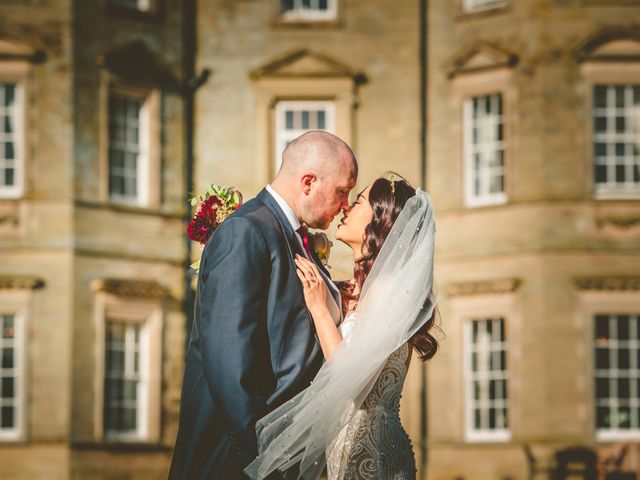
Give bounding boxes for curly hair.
[336,176,438,362]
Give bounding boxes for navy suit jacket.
[169,189,335,479]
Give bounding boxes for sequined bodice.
[326,313,416,480]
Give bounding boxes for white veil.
[245,189,436,480]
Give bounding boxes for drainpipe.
[182,0,210,344]
[419,0,429,478]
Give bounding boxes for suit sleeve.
[198,216,271,467]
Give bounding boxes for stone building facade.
[427,0,640,479]
[1,0,640,479]
[0,0,188,478]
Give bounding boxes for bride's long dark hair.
[337,176,439,362]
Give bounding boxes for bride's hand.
[295,255,326,314]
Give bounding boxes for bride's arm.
[295,255,342,359]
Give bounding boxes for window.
[92,280,164,442]
[280,0,337,21]
[594,313,640,440]
[463,0,507,12]
[0,82,22,198]
[0,313,22,440]
[464,317,509,441]
[463,93,506,207]
[110,0,152,12]
[104,320,149,439]
[108,93,149,206]
[592,85,640,196]
[274,100,335,172]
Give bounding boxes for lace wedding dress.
[325,313,416,480]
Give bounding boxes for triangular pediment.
[251,49,366,82]
[576,29,640,62]
[447,43,517,78]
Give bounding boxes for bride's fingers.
[295,256,315,278]
[296,268,310,287]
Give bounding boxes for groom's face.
[304,168,357,230]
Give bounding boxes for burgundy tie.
[296,225,313,259]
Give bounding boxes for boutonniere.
[311,232,333,268]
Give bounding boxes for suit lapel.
[257,189,342,317]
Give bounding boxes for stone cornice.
[575,276,640,292]
[443,278,521,297]
[90,278,170,299]
[0,276,45,290]
[446,42,518,79]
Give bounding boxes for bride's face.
[335,185,374,251]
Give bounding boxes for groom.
[169,131,358,479]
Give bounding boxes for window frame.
[579,288,640,442]
[0,62,28,200]
[99,76,160,209]
[0,291,28,442]
[461,0,508,13]
[279,0,338,22]
[92,290,162,443]
[463,92,508,207]
[463,316,510,442]
[102,318,150,441]
[273,100,336,173]
[590,83,640,198]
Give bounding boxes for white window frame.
[274,100,336,173]
[93,290,162,443]
[591,314,640,441]
[462,0,507,13]
[463,93,507,207]
[107,90,150,207]
[591,84,640,197]
[103,319,150,441]
[0,76,25,199]
[0,291,28,442]
[280,0,337,22]
[463,317,510,442]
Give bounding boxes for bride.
[245,176,438,480]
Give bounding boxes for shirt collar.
[265,184,301,232]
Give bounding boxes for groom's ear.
[300,173,317,195]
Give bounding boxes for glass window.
[463,0,507,12]
[111,0,151,12]
[594,314,640,440]
[104,320,147,439]
[0,83,21,198]
[464,93,506,206]
[465,317,509,441]
[274,100,335,172]
[280,0,337,21]
[592,85,640,196]
[108,94,148,205]
[0,314,19,438]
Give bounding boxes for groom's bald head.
[272,131,358,229]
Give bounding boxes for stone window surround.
[91,282,163,443]
[446,285,521,443]
[577,287,640,442]
[98,73,161,209]
[0,60,29,200]
[450,67,515,209]
[252,78,355,185]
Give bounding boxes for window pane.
[467,318,508,435]
[1,406,14,429]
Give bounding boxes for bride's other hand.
[295,255,326,313]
